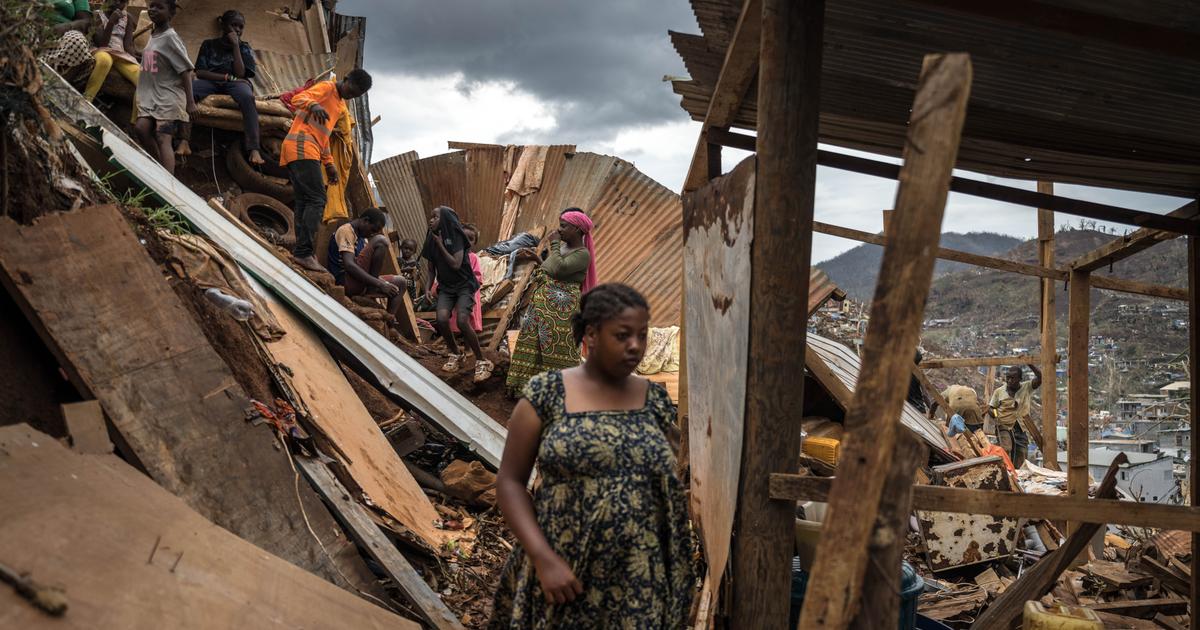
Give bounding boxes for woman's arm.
[496,399,583,604]
[541,244,589,280]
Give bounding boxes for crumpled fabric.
[322,109,355,222]
[161,232,286,341]
[637,326,680,375]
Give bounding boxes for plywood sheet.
[0,424,415,629]
[254,279,454,549]
[682,158,755,593]
[0,206,377,592]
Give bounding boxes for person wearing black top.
[422,206,490,379]
[193,10,263,164]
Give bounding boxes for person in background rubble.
[40,0,93,77]
[191,10,263,165]
[282,68,373,273]
[491,283,694,628]
[84,0,139,105]
[435,223,486,348]
[326,208,409,325]
[505,208,597,396]
[988,364,1042,468]
[906,349,929,412]
[929,384,985,435]
[133,0,196,175]
[397,238,424,303]
[422,206,492,382]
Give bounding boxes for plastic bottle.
[203,288,255,322]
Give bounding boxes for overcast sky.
[339,0,1188,263]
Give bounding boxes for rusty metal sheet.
[524,151,618,231]
[250,50,336,97]
[917,456,1021,572]
[412,152,468,224]
[463,147,508,244]
[172,0,310,61]
[372,151,427,243]
[510,145,574,234]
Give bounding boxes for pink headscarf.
[560,210,597,294]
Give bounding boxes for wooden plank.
[1067,270,1090,541]
[683,157,755,603]
[1190,232,1198,630]
[395,291,420,341]
[682,0,762,193]
[853,432,927,629]
[296,458,464,630]
[1039,182,1059,470]
[1139,556,1191,597]
[485,256,541,353]
[707,129,1200,235]
[969,453,1126,630]
[799,52,971,630]
[254,281,453,550]
[805,346,853,408]
[1068,201,1197,272]
[1083,561,1154,591]
[1091,275,1189,302]
[729,0,823,626]
[921,354,1045,369]
[60,401,111,455]
[0,424,415,629]
[911,366,950,420]
[0,206,378,593]
[770,474,1200,531]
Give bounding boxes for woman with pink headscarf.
[506,208,597,395]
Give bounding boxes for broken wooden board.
[251,277,454,550]
[682,157,755,601]
[0,424,414,629]
[0,206,377,593]
[61,401,111,455]
[297,458,464,630]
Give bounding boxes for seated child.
[326,208,408,324]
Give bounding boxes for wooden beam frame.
[1067,269,1090,540]
[800,52,971,630]
[920,354,1048,369]
[1068,200,1199,272]
[708,128,1200,234]
[769,472,1200,532]
[813,220,1188,301]
[681,0,762,193]
[1038,181,1060,470]
[729,0,822,627]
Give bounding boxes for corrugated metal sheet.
[250,50,336,97]
[807,269,842,314]
[807,332,955,457]
[330,12,372,165]
[372,145,686,325]
[463,147,508,244]
[412,152,469,227]
[670,0,1200,197]
[170,0,309,60]
[372,152,427,243]
[588,160,684,326]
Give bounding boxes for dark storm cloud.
[336,0,698,143]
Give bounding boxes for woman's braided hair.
[571,283,649,345]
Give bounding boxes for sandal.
[473,359,495,383]
[442,354,462,373]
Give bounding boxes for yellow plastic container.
[1023,601,1103,630]
[802,436,840,467]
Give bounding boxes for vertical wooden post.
[1038,182,1059,470]
[1189,233,1197,630]
[1067,269,1091,540]
[729,0,823,627]
[799,53,973,630]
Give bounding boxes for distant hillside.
[818,232,1022,301]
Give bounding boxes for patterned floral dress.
[489,371,695,629]
[505,268,584,395]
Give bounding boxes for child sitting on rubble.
[84,0,140,105]
[422,206,493,382]
[191,10,263,165]
[133,0,197,174]
[398,238,425,303]
[326,208,408,325]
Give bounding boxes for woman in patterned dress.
[504,208,597,396]
[491,284,695,629]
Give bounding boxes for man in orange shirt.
[281,68,373,272]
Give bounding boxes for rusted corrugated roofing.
[372,152,427,243]
[372,145,686,325]
[250,50,336,97]
[808,269,842,315]
[671,0,1200,197]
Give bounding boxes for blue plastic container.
[788,557,924,630]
